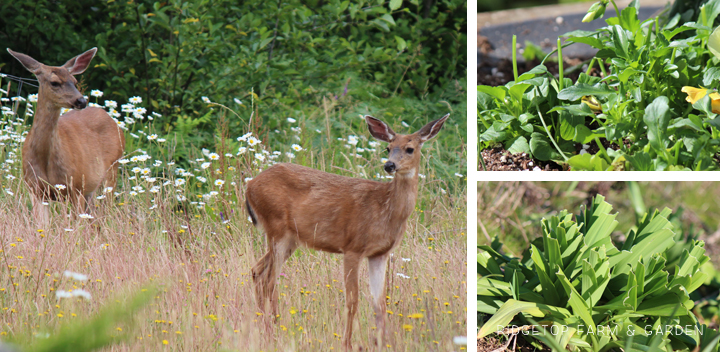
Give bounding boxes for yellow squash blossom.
[681,86,720,113]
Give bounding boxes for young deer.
[7,48,125,224]
[246,113,449,350]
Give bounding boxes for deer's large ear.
[63,47,97,75]
[365,115,396,142]
[418,113,449,142]
[7,49,42,75]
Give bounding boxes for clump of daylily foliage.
[478,0,720,170]
[478,195,720,351]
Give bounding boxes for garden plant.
[478,193,720,351]
[478,0,720,170]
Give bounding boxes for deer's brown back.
[246,163,406,256]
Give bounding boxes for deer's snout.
[73,97,87,109]
[384,161,396,174]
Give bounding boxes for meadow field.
[0,83,467,351]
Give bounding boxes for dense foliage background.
[0,0,466,176]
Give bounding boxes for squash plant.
[478,195,720,351]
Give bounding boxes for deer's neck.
[385,171,419,224]
[27,93,64,176]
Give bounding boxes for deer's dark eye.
[386,147,390,153]
[406,148,414,154]
[50,81,61,87]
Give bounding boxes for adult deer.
[246,113,449,350]
[7,48,125,224]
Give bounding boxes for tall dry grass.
[0,94,466,351]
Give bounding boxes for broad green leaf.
[529,132,563,161]
[611,25,630,58]
[567,153,611,171]
[626,152,654,171]
[566,35,604,49]
[643,96,671,158]
[478,299,543,338]
[557,271,596,331]
[505,136,530,155]
[394,36,407,51]
[508,83,531,102]
[703,66,720,86]
[531,244,560,305]
[578,195,618,250]
[479,124,509,143]
[635,294,688,316]
[477,85,506,101]
[389,0,402,11]
[478,299,571,338]
[557,83,616,101]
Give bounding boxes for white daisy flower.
[247,136,260,146]
[208,153,219,160]
[129,96,142,104]
[237,132,252,141]
[79,213,94,219]
[90,90,103,98]
[291,144,302,151]
[215,179,225,186]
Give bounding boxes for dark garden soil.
[478,334,553,352]
[480,146,563,171]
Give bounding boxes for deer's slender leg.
[269,235,297,318]
[252,234,297,320]
[342,252,361,351]
[368,253,389,348]
[252,244,276,316]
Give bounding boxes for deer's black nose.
[73,97,87,109]
[384,161,396,173]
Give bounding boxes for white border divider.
[472,171,720,182]
[467,0,478,344]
